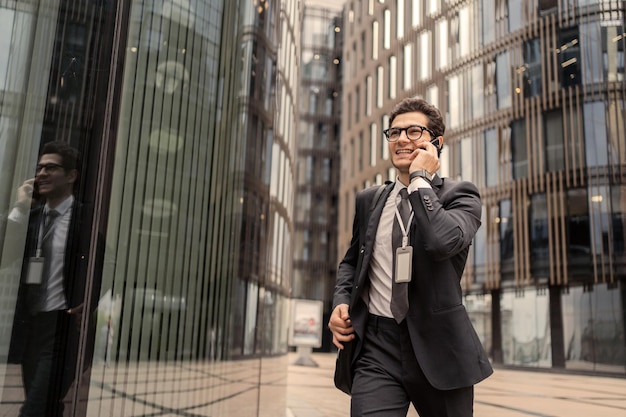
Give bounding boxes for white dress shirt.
[366,177,432,317]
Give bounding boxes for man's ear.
[66,168,78,185]
[431,136,444,150]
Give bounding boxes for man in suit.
[328,97,493,417]
[7,141,91,417]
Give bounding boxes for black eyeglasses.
[383,125,436,142]
[35,163,64,174]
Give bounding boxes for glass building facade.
[0,0,298,415]
[339,0,626,375]
[293,4,343,352]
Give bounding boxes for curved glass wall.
[0,1,295,415]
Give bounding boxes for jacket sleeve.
[333,186,378,309]
[409,179,481,261]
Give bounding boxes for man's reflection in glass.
[7,141,86,417]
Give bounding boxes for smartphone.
[430,137,441,150]
[32,180,41,201]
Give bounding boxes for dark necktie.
[29,209,59,314]
[391,188,410,323]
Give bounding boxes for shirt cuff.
[408,176,432,193]
[8,207,27,223]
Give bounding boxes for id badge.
[26,257,45,284]
[395,246,413,283]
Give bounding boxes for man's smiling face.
[389,111,433,174]
[35,153,76,201]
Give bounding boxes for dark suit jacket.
[8,200,99,369]
[333,176,493,390]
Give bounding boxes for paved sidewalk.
[287,352,626,417]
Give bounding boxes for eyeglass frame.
[35,163,65,174]
[383,124,437,142]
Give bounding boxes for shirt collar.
[45,195,74,217]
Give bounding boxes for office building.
[339,0,625,374]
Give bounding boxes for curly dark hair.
[388,97,445,139]
[40,141,81,171]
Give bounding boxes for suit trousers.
[351,314,474,417]
[20,310,68,417]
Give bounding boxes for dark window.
[558,27,581,87]
[543,109,565,171]
[567,188,591,266]
[499,199,514,262]
[611,186,626,255]
[484,128,499,187]
[537,0,557,15]
[529,194,549,266]
[511,119,528,179]
[523,38,542,98]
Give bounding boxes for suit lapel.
[357,183,394,287]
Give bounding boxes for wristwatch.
[409,169,433,182]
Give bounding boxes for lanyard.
[36,211,57,257]
[394,207,413,248]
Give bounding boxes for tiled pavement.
[287,352,626,417]
[1,352,625,416]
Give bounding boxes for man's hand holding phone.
[16,178,36,212]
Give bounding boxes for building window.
[538,0,557,15]
[523,38,542,98]
[384,9,391,49]
[499,199,514,263]
[370,123,377,166]
[436,19,448,69]
[426,84,438,108]
[611,185,626,255]
[482,0,495,45]
[403,43,412,90]
[376,65,384,108]
[529,194,549,275]
[473,207,487,284]
[427,0,439,16]
[589,185,610,256]
[412,0,422,28]
[355,86,360,123]
[583,101,610,167]
[496,51,512,109]
[447,74,461,129]
[460,136,473,182]
[359,131,364,170]
[511,118,528,179]
[366,75,373,115]
[361,30,366,68]
[372,21,379,60]
[507,0,523,33]
[352,42,357,77]
[419,31,431,80]
[484,128,498,187]
[558,27,581,87]
[389,55,397,99]
[603,24,625,82]
[381,114,390,160]
[567,188,591,266]
[543,109,565,172]
[397,0,405,38]
[471,64,484,119]
[347,93,352,128]
[580,23,603,84]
